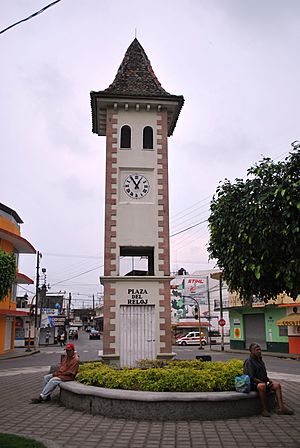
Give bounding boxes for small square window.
[279,326,288,337]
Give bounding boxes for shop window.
[120,125,131,149]
[279,326,288,337]
[143,126,153,150]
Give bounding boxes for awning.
[14,272,34,284]
[0,228,36,254]
[276,314,300,326]
[0,309,30,316]
[210,272,222,281]
[278,303,300,307]
[172,321,209,328]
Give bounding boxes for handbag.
[235,374,251,393]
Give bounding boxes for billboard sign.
[48,315,66,327]
[183,277,207,305]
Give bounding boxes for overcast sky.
[1,0,299,306]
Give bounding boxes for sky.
[1,0,300,307]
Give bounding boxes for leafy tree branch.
[208,147,300,304]
[0,250,16,301]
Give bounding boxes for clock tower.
[91,39,184,367]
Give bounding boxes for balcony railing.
[213,299,229,310]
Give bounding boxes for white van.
[175,331,207,346]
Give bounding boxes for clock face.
[124,174,150,199]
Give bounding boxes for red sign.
[218,318,226,327]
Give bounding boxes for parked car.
[175,331,207,346]
[89,329,100,340]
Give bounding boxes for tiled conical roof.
[104,38,171,97]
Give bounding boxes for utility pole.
[219,274,224,352]
[68,292,72,319]
[34,251,42,351]
[206,276,212,349]
[197,300,204,350]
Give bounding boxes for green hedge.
[76,359,243,392]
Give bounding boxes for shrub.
[76,359,243,392]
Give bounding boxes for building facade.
[171,269,230,343]
[0,202,35,354]
[228,292,300,354]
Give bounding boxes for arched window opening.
[143,126,153,150]
[120,125,131,149]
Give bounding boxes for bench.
[196,355,212,362]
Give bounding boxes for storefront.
[276,306,300,354]
[229,305,289,352]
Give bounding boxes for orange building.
[0,203,36,354]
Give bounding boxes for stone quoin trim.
[103,286,117,354]
[156,111,172,354]
[103,109,118,355]
[156,111,170,276]
[104,109,118,277]
[159,283,172,352]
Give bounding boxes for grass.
[0,433,46,448]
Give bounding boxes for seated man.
[244,342,294,417]
[31,342,79,403]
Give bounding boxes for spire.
[104,38,170,97]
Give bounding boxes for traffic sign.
[218,318,226,327]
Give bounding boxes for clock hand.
[130,176,138,187]
[135,176,143,189]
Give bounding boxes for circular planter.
[59,382,273,421]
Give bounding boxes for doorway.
[4,317,13,351]
[244,313,266,350]
[119,305,156,367]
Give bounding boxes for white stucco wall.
[115,109,160,274]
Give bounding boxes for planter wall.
[59,382,274,421]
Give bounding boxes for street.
[0,330,299,377]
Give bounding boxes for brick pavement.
[0,370,299,448]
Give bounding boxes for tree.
[0,249,16,301]
[208,147,300,304]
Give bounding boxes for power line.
[51,264,104,287]
[170,207,210,233]
[45,252,102,259]
[0,0,62,35]
[48,221,209,285]
[171,195,211,220]
[170,219,208,238]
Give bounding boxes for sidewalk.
[210,346,300,360]
[0,362,299,447]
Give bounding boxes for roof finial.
[135,27,137,39]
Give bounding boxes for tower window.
[120,125,131,149]
[143,126,153,150]
[119,247,154,276]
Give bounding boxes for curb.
[0,350,40,361]
[210,348,300,360]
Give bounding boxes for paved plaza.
[0,360,299,448]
